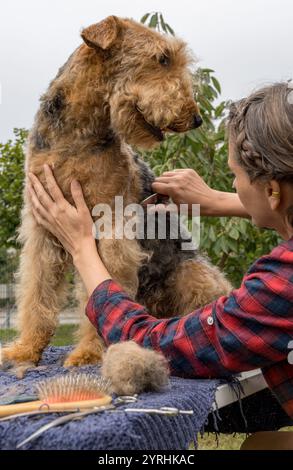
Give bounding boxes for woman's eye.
[159,54,170,66]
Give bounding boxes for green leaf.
[140,13,150,24]
[200,68,214,74]
[159,13,165,30]
[229,227,239,240]
[220,237,230,254]
[211,76,221,94]
[227,238,238,252]
[209,226,216,242]
[149,13,158,29]
[165,24,175,36]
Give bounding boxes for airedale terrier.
[2,16,231,376]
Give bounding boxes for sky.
[0,0,292,143]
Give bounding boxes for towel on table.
[0,346,221,450]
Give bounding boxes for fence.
[0,259,80,350]
[0,283,16,329]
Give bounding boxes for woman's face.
[228,138,280,229]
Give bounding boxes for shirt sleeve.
[85,248,293,379]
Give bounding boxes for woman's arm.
[210,190,249,218]
[152,169,249,218]
[85,243,293,379]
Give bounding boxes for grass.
[1,325,292,450]
[0,324,76,346]
[197,433,246,450]
[198,427,293,450]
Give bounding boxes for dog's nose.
[193,115,203,128]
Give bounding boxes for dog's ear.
[81,16,120,50]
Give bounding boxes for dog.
[2,16,231,383]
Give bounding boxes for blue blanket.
[0,346,221,450]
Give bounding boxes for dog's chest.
[27,146,146,211]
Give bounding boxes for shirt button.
[207,316,214,326]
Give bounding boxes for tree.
[139,13,280,286]
[0,128,27,249]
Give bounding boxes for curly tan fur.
[2,16,232,390]
[148,257,232,318]
[101,342,170,395]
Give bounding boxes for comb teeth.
[36,373,112,403]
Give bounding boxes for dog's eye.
[158,54,170,66]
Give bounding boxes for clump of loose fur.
[101,341,170,395]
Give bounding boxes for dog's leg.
[140,258,232,318]
[64,276,104,367]
[64,237,147,367]
[1,219,68,374]
[171,259,232,314]
[98,237,148,298]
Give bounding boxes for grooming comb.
[17,400,194,449]
[140,193,170,207]
[16,396,138,448]
[0,373,112,418]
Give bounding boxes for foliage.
[140,13,280,286]
[0,247,18,284]
[0,128,27,249]
[141,12,175,35]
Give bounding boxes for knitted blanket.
[0,346,221,450]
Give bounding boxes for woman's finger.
[43,164,66,204]
[155,174,177,180]
[153,176,174,184]
[31,201,60,240]
[151,181,173,195]
[161,170,185,176]
[31,203,47,228]
[31,203,67,248]
[28,181,53,220]
[28,172,54,210]
[70,180,89,212]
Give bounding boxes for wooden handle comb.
[0,395,112,418]
[0,373,112,417]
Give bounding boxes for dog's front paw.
[1,343,40,377]
[64,348,102,367]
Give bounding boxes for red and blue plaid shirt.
[86,237,293,419]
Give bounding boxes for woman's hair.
[227,82,293,183]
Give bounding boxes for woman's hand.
[152,169,218,215]
[152,168,249,218]
[28,164,96,259]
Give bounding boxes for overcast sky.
[0,0,292,143]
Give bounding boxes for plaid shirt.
[86,237,293,419]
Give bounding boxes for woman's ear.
[267,180,281,210]
[81,16,120,50]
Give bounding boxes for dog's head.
[81,16,202,149]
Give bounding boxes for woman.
[28,82,293,426]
